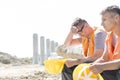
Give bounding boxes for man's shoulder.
[94,28,107,36]
[93,29,107,39]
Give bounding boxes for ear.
[114,14,120,23]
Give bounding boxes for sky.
[0,0,119,58]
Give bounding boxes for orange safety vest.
[82,27,97,57]
[106,32,120,61]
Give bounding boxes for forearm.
[83,49,104,63]
[75,57,95,65]
[84,56,99,63]
[102,59,120,70]
[64,31,74,46]
[68,55,101,66]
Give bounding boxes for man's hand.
[65,59,78,68]
[71,26,78,34]
[89,63,104,74]
[65,59,82,68]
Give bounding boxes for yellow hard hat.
[44,59,66,74]
[73,64,103,80]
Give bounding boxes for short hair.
[101,5,120,16]
[72,17,87,27]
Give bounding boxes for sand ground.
[0,64,61,80]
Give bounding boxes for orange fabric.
[82,27,97,57]
[106,32,120,61]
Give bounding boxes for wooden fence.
[33,33,58,65]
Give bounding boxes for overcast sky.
[0,0,119,57]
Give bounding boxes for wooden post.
[33,33,38,64]
[40,36,45,65]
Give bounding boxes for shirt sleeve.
[94,31,107,49]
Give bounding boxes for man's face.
[76,22,87,37]
[77,22,85,33]
[101,12,116,32]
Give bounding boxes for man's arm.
[81,31,107,62]
[64,27,82,46]
[89,59,120,74]
[65,49,104,68]
[93,45,109,63]
[65,31,107,67]
[102,59,120,70]
[82,49,104,62]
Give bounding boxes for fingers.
[71,26,78,34]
